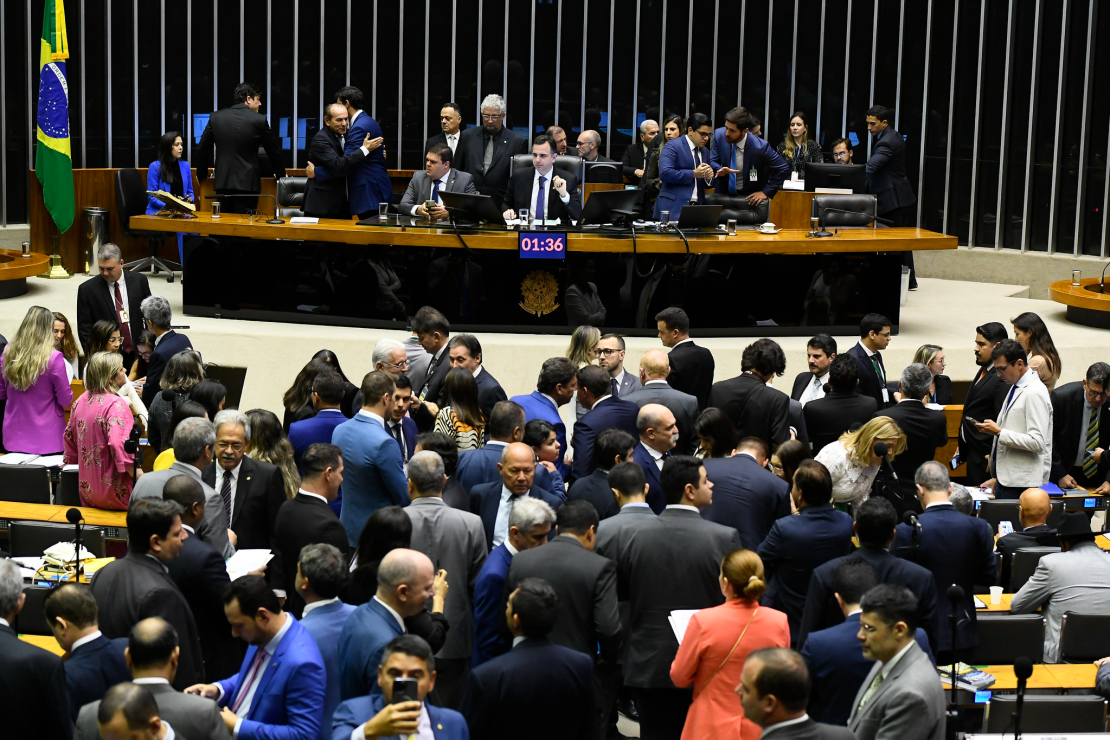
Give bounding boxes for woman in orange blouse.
[671,549,791,740]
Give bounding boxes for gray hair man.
[374,339,409,375]
[874,363,949,489]
[622,119,659,182]
[458,92,527,204]
[137,294,195,407]
[76,240,152,366]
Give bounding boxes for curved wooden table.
[0,249,50,297]
[1049,277,1110,329]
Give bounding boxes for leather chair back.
[56,468,81,507]
[1059,612,1110,663]
[1010,546,1060,591]
[14,585,54,636]
[8,520,106,559]
[812,194,879,226]
[512,154,583,185]
[0,465,52,504]
[115,169,170,239]
[985,696,1107,733]
[276,176,308,218]
[705,193,769,224]
[584,162,623,184]
[970,613,1045,664]
[976,499,1064,531]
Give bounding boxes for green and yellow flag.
[35,0,74,233]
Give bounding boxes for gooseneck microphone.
[66,507,85,580]
[874,441,898,480]
[946,584,965,710]
[901,510,921,562]
[1013,656,1033,740]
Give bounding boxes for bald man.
[626,350,699,456]
[575,130,615,163]
[468,442,563,550]
[996,487,1058,588]
[630,404,679,514]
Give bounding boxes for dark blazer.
[385,416,418,465]
[332,693,469,740]
[338,598,406,699]
[1051,381,1110,484]
[195,102,284,192]
[865,127,917,215]
[570,396,640,482]
[709,127,790,198]
[501,167,583,222]
[469,481,563,551]
[931,375,954,405]
[707,373,792,449]
[272,493,351,618]
[758,503,855,643]
[631,443,668,514]
[667,341,716,410]
[303,127,367,218]
[804,390,880,454]
[761,717,860,740]
[423,131,451,154]
[474,368,509,428]
[959,364,1011,470]
[997,524,1057,589]
[288,408,349,466]
[461,637,595,740]
[91,551,205,689]
[142,330,194,407]
[798,545,938,652]
[473,543,514,667]
[0,624,72,739]
[344,110,393,218]
[202,456,286,552]
[892,504,998,652]
[621,140,649,183]
[702,453,792,548]
[63,633,131,721]
[506,535,622,660]
[875,401,949,479]
[595,504,657,561]
[654,135,714,221]
[626,380,699,456]
[846,342,890,411]
[618,508,743,687]
[455,124,529,205]
[76,271,152,356]
[412,349,451,431]
[566,468,621,520]
[456,442,562,500]
[167,527,239,682]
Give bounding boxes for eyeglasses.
[138,350,152,360]
[481,113,503,120]
[693,129,713,139]
[833,151,850,160]
[383,360,409,370]
[216,441,245,452]
[108,336,123,345]
[1089,387,1109,399]
[877,332,892,338]
[596,348,622,357]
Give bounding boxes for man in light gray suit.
[399,143,478,219]
[403,450,488,708]
[1011,511,1110,662]
[848,584,945,740]
[625,349,699,455]
[595,462,655,560]
[132,418,233,559]
[75,617,230,740]
[577,333,643,420]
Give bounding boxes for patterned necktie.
[858,670,884,708]
[230,648,268,714]
[114,282,134,354]
[1084,407,1100,479]
[535,176,546,222]
[220,470,233,524]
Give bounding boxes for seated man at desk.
[399,144,478,219]
[501,134,582,224]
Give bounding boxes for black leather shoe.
[617,696,640,723]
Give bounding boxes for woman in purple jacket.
[0,306,74,453]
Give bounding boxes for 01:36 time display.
[518,232,567,260]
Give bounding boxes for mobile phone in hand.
[392,678,419,705]
[999,520,1014,536]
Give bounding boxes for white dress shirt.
[297,487,329,505]
[132,677,171,685]
[529,167,571,220]
[372,596,407,632]
[612,369,627,395]
[227,613,295,736]
[409,172,451,216]
[216,461,243,523]
[357,409,387,428]
[665,504,700,513]
[685,135,701,202]
[799,372,829,407]
[857,341,890,403]
[302,597,340,617]
[446,131,460,153]
[761,714,810,739]
[640,441,665,471]
[107,276,129,325]
[70,630,103,652]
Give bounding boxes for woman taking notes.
[147,130,195,265]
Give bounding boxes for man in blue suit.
[631,404,677,514]
[653,112,716,222]
[338,549,437,700]
[891,461,996,664]
[469,443,563,550]
[703,437,792,549]
[297,543,356,740]
[185,575,327,740]
[570,366,639,482]
[289,370,349,467]
[335,85,392,219]
[510,357,579,480]
[333,635,469,740]
[457,401,561,499]
[139,295,194,409]
[801,559,934,726]
[709,106,789,206]
[332,371,410,546]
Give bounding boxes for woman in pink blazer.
[0,306,74,453]
[671,549,791,740]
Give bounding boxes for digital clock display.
[518,232,567,260]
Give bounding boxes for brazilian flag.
[35,0,74,233]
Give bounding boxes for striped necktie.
[858,670,884,709]
[1083,407,1100,479]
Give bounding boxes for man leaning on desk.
[501,134,582,224]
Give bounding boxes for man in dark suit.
[575,129,616,163]
[139,295,194,407]
[1051,363,1110,491]
[409,306,452,432]
[571,365,640,482]
[454,93,528,205]
[891,462,997,664]
[865,105,919,290]
[302,102,377,218]
[461,578,596,740]
[875,364,949,511]
[511,357,579,480]
[469,442,563,550]
[656,307,715,410]
[399,143,479,219]
[91,498,206,690]
[622,119,659,184]
[567,428,636,520]
[632,403,679,514]
[619,456,743,739]
[76,243,152,368]
[654,112,716,222]
[501,133,583,223]
[595,462,655,560]
[995,487,1057,591]
[792,334,838,408]
[797,497,938,652]
[335,85,391,219]
[424,101,464,155]
[846,313,893,411]
[456,401,562,499]
[738,647,858,740]
[547,125,578,156]
[709,106,790,206]
[288,370,348,467]
[447,333,508,425]
[271,443,350,618]
[703,437,791,549]
[386,375,419,466]
[44,584,130,721]
[708,338,792,449]
[804,355,880,454]
[194,82,284,214]
[627,349,699,456]
[960,322,1011,485]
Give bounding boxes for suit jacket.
[289,409,348,466]
[398,168,479,214]
[959,364,1010,465]
[847,643,945,740]
[758,503,855,642]
[472,543,514,667]
[76,681,229,740]
[412,349,452,431]
[631,443,668,514]
[501,167,583,222]
[570,396,641,482]
[454,125,528,205]
[709,128,790,198]
[456,442,561,500]
[331,693,469,740]
[332,413,410,546]
[996,524,1057,590]
[1051,380,1110,483]
[62,633,131,721]
[506,535,622,660]
[406,497,488,660]
[91,551,205,689]
[566,468,621,520]
[876,401,949,480]
[511,391,570,479]
[791,371,819,401]
[76,271,152,355]
[621,140,649,183]
[892,504,997,651]
[991,370,1054,488]
[301,599,357,740]
[168,527,241,682]
[272,493,351,618]
[473,367,509,428]
[864,127,917,215]
[667,340,715,410]
[195,103,284,191]
[626,380,699,455]
[203,456,286,552]
[595,504,656,561]
[132,461,234,559]
[801,613,933,727]
[789,397,811,448]
[0,624,71,739]
[469,481,563,551]
[141,330,194,407]
[339,598,407,699]
[618,507,742,687]
[707,373,792,449]
[302,128,367,218]
[1011,539,1110,662]
[654,135,713,221]
[761,717,859,740]
[383,416,418,464]
[702,453,792,549]
[216,616,326,740]
[461,637,595,740]
[805,390,880,454]
[344,110,393,217]
[846,342,890,411]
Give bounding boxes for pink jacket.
[0,350,73,454]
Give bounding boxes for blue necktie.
[535,176,545,221]
[729,144,737,195]
[431,178,441,205]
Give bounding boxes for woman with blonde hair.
[565,325,600,368]
[815,416,907,506]
[245,408,301,499]
[671,549,790,740]
[898,344,953,405]
[775,111,824,179]
[52,312,81,381]
[0,306,74,453]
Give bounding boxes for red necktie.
[230,648,268,714]
[114,282,134,354]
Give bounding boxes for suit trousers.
[964,454,991,487]
[594,662,622,740]
[883,205,917,288]
[432,657,469,710]
[635,687,692,740]
[1068,464,1102,489]
[215,189,257,215]
[994,484,1025,500]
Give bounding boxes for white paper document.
[226,549,274,581]
[289,217,319,224]
[668,609,700,644]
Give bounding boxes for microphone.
[66,507,84,580]
[874,441,898,480]
[1013,656,1033,740]
[946,584,965,710]
[946,583,964,604]
[901,510,921,562]
[204,194,285,224]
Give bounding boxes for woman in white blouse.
[815,416,906,507]
[52,312,81,382]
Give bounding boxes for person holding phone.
[399,144,479,220]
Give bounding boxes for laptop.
[438,192,509,225]
[676,204,723,229]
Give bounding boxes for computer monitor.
[579,189,643,225]
[437,192,509,225]
[676,204,723,229]
[584,161,624,184]
[805,163,868,193]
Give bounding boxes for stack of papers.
[668,609,700,644]
[939,662,996,690]
[0,453,65,466]
[507,218,563,227]
[226,549,274,581]
[289,216,319,224]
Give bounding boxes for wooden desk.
[19,634,63,656]
[937,405,966,475]
[0,249,50,298]
[0,501,127,529]
[943,664,1096,691]
[976,593,1015,612]
[768,191,819,230]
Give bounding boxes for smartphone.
[999,520,1014,536]
[965,417,981,426]
[392,677,420,705]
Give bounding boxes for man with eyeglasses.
[501,134,582,224]
[847,313,894,410]
[455,93,527,205]
[654,111,716,222]
[425,102,464,156]
[830,138,854,165]
[577,334,642,420]
[1049,362,1110,494]
[709,106,789,207]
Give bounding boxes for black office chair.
[115,168,180,281]
[1059,612,1110,663]
[704,193,769,225]
[977,499,1064,531]
[276,176,308,219]
[56,468,81,507]
[970,613,1045,664]
[0,465,52,504]
[14,585,55,636]
[583,162,623,184]
[985,695,1107,733]
[511,154,583,185]
[8,520,106,559]
[812,194,880,227]
[1009,546,1060,592]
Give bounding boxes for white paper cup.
[990,586,1003,605]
